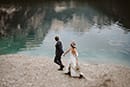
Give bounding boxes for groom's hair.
[55,36,59,41]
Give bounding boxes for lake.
[0,1,130,67]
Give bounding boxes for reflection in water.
[0,1,130,67]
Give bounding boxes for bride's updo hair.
[70,42,76,48]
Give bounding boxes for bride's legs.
[64,64,71,75]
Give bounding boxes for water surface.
[0,2,130,67]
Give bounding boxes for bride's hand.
[76,61,78,65]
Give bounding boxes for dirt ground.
[0,54,130,87]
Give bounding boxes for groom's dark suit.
[54,40,64,70]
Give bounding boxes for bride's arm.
[63,48,70,56]
[74,49,79,65]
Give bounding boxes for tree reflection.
[0,1,130,55]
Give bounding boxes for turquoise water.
[0,2,130,67]
[18,23,130,66]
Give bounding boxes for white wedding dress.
[64,50,81,77]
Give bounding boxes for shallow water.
[0,2,130,67]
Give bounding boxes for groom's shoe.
[58,68,63,71]
[58,65,64,71]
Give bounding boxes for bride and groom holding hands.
[54,36,84,78]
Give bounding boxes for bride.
[63,41,84,78]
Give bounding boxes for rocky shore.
[0,54,130,87]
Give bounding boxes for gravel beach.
[0,54,130,87]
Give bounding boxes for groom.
[54,36,64,70]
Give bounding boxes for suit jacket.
[55,41,64,55]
